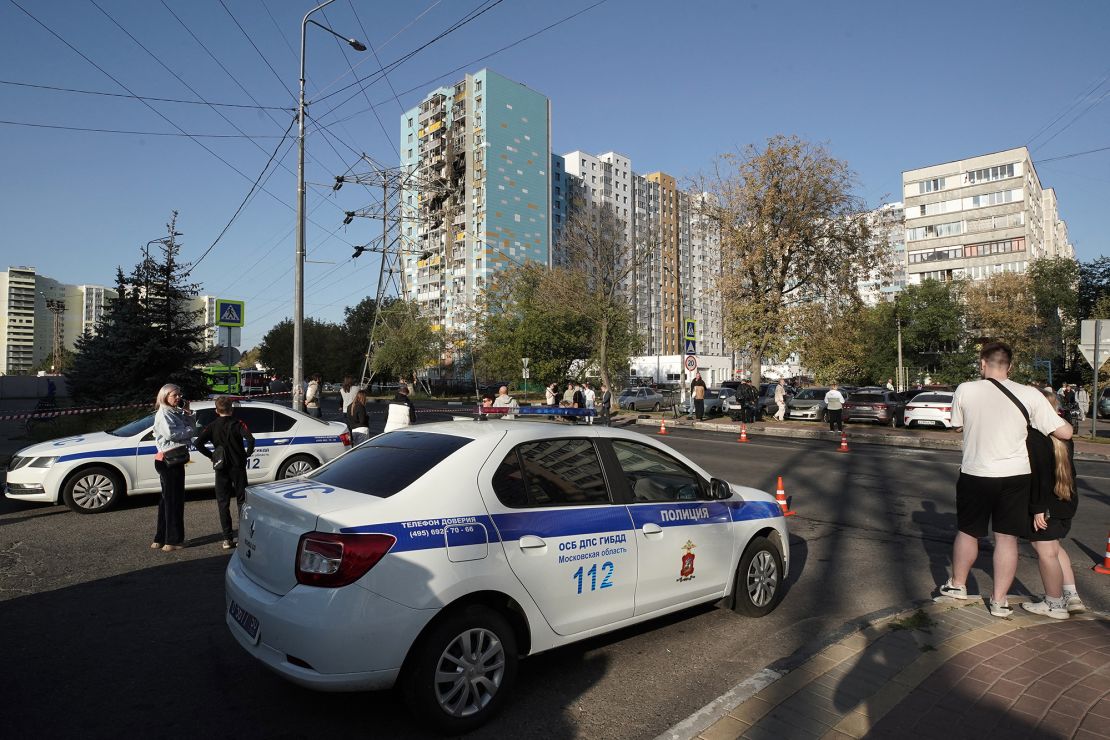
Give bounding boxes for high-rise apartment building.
[902,147,1072,285]
[857,202,906,305]
[400,69,551,333]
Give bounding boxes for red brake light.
[340,431,352,447]
[295,532,396,587]
[940,407,951,412]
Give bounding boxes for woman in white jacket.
[384,384,416,432]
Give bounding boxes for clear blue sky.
[2,0,1107,349]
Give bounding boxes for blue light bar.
[480,406,595,417]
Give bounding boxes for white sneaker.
[989,599,1013,618]
[1022,598,1069,620]
[1065,594,1087,614]
[938,579,969,600]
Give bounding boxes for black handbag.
[211,445,226,471]
[987,379,1055,503]
[163,446,190,467]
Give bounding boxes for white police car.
[4,400,351,514]
[225,413,789,733]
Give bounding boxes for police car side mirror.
[709,478,731,500]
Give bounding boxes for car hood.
[789,398,822,406]
[13,431,137,460]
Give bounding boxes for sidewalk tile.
[779,691,844,725]
[1088,697,1110,719]
[1052,695,1092,717]
[1039,709,1082,737]
[987,678,1025,701]
[728,697,774,725]
[1075,729,1110,740]
[1079,713,1110,736]
[699,715,748,740]
[751,668,817,704]
[829,710,870,738]
[820,644,861,664]
[763,707,837,737]
[818,731,856,740]
[1063,683,1104,704]
[744,713,819,740]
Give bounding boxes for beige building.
[902,146,1073,285]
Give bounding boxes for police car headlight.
[29,456,57,468]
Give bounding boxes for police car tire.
[402,604,518,734]
[732,537,784,618]
[276,455,317,480]
[62,465,124,514]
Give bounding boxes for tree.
[342,295,391,380]
[894,280,976,385]
[542,202,646,392]
[237,346,261,369]
[67,215,214,404]
[790,297,874,384]
[473,263,593,387]
[1028,257,1080,372]
[370,300,443,384]
[257,317,347,380]
[32,347,76,374]
[1079,256,1110,321]
[964,272,1039,381]
[695,135,882,385]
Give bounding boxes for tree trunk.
[598,317,610,410]
[749,352,762,387]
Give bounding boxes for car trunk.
[239,479,373,596]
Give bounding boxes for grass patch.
[889,609,936,633]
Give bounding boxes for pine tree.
[67,213,214,404]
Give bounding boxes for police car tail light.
[339,431,352,447]
[295,532,396,587]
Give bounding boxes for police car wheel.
[63,466,124,514]
[733,537,783,617]
[276,455,317,479]
[403,604,518,733]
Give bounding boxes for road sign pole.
[1094,320,1101,439]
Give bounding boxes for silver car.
[684,387,736,416]
[618,387,664,411]
[785,387,832,422]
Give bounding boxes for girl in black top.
[347,389,369,443]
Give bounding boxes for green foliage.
[257,317,349,381]
[370,300,443,382]
[1079,256,1110,321]
[32,346,76,374]
[895,280,976,384]
[67,215,214,404]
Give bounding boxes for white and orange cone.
[837,431,850,453]
[738,423,749,443]
[774,475,796,517]
[658,417,668,435]
[1095,531,1110,575]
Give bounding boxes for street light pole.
[295,0,366,410]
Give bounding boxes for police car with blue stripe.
[225,408,790,733]
[4,400,351,513]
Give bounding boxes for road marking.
[654,667,784,740]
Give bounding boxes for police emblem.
[677,539,696,581]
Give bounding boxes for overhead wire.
[1032,86,1110,153]
[0,78,290,109]
[216,0,297,103]
[346,0,407,113]
[1026,64,1110,149]
[0,119,282,138]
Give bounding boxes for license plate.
[856,406,872,411]
[229,599,260,643]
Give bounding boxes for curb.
[633,418,1110,462]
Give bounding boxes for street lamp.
[294,0,367,410]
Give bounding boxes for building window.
[966,163,1016,185]
[917,177,945,194]
[475,80,482,92]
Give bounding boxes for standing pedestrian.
[545,382,557,406]
[305,374,322,418]
[885,378,894,390]
[562,381,576,406]
[583,382,597,424]
[599,384,612,426]
[492,385,519,418]
[339,375,360,417]
[938,342,1072,617]
[384,384,416,432]
[151,384,195,552]
[740,379,757,423]
[194,396,255,549]
[346,389,369,444]
[690,372,707,421]
[1022,389,1085,619]
[773,379,787,421]
[824,382,845,432]
[1076,385,1089,422]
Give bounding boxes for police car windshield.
[306,431,472,497]
[109,413,156,437]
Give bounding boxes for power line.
[1032,87,1110,153]
[1026,64,1110,149]
[0,118,282,138]
[311,0,505,109]
[188,114,297,273]
[318,0,611,130]
[216,0,296,103]
[0,78,290,110]
[1038,144,1110,163]
[346,0,407,113]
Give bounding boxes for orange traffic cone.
[774,475,796,517]
[837,431,850,453]
[1095,531,1110,575]
[658,417,668,435]
[738,423,749,443]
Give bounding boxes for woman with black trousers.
[151,384,195,552]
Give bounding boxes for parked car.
[785,387,832,422]
[224,417,789,732]
[682,387,736,416]
[1099,388,1110,419]
[903,392,954,429]
[843,389,906,427]
[758,383,792,419]
[5,400,352,513]
[618,386,664,411]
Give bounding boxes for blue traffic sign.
[215,298,245,327]
[684,339,697,355]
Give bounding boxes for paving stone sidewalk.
[691,599,1110,740]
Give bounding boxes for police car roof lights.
[476,406,595,420]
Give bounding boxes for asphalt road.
[2,420,1108,739]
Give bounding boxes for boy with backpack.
[195,396,256,549]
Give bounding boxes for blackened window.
[307,431,471,498]
[492,439,610,508]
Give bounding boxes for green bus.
[202,365,241,395]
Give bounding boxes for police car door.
[482,436,636,636]
[610,439,734,616]
[231,407,274,481]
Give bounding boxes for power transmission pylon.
[44,299,65,372]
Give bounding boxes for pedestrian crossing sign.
[684,318,697,340]
[215,298,245,327]
[685,339,697,355]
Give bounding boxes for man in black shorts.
[938,342,1071,616]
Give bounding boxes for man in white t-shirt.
[824,383,845,432]
[938,342,1071,617]
[583,382,597,425]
